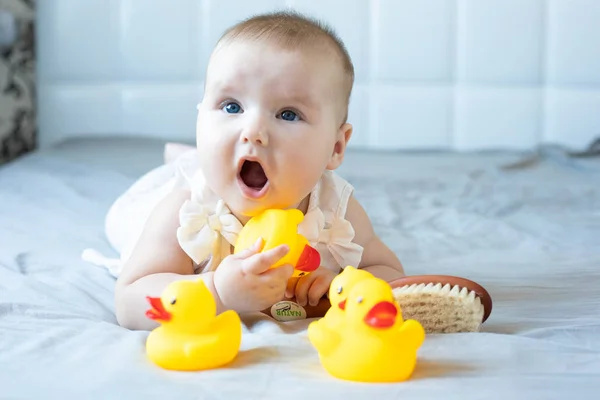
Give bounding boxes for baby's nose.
[241,125,268,146]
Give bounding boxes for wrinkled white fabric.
[91,148,202,276]
[7,139,600,398]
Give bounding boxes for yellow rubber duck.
[234,208,321,278]
[322,266,374,327]
[308,277,425,383]
[145,279,242,371]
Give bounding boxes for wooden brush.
[389,275,493,334]
[263,275,492,334]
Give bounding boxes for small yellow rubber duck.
[308,277,425,383]
[234,208,321,278]
[322,266,374,327]
[145,279,242,371]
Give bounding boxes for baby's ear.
[327,123,353,170]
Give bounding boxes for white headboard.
[36,0,600,151]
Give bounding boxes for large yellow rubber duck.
[145,279,242,371]
[234,208,321,278]
[322,266,374,327]
[308,277,425,382]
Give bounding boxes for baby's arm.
[289,194,404,306]
[345,195,405,281]
[114,189,223,331]
[115,188,293,331]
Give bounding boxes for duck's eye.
[357,296,363,304]
[170,298,177,305]
[336,286,343,295]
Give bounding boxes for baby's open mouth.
[238,160,269,197]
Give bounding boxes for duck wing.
[183,311,242,358]
[308,320,342,357]
[184,335,219,358]
[211,310,242,335]
[398,319,425,349]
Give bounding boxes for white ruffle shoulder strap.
[298,171,364,271]
[176,170,243,270]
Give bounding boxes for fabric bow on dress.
[177,198,243,269]
[299,207,363,271]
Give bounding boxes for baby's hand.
[214,238,294,313]
[285,267,337,307]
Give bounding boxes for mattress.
[1,137,599,399]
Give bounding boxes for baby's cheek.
[203,135,231,162]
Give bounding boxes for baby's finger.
[294,275,316,307]
[268,264,294,283]
[234,237,264,259]
[285,277,300,298]
[307,275,330,306]
[242,244,289,275]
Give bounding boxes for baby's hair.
[215,10,355,123]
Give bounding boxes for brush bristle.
[392,283,485,333]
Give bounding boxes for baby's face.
[196,40,349,220]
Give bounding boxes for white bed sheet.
[1,137,599,399]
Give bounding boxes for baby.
[112,11,405,330]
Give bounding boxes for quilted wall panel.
[36,0,600,151]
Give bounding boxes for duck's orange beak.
[364,301,397,329]
[145,296,172,322]
[338,299,347,310]
[295,245,320,272]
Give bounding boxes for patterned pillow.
[0,0,35,165]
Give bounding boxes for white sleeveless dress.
[85,149,364,277]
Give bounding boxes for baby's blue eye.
[280,110,299,121]
[223,102,242,114]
